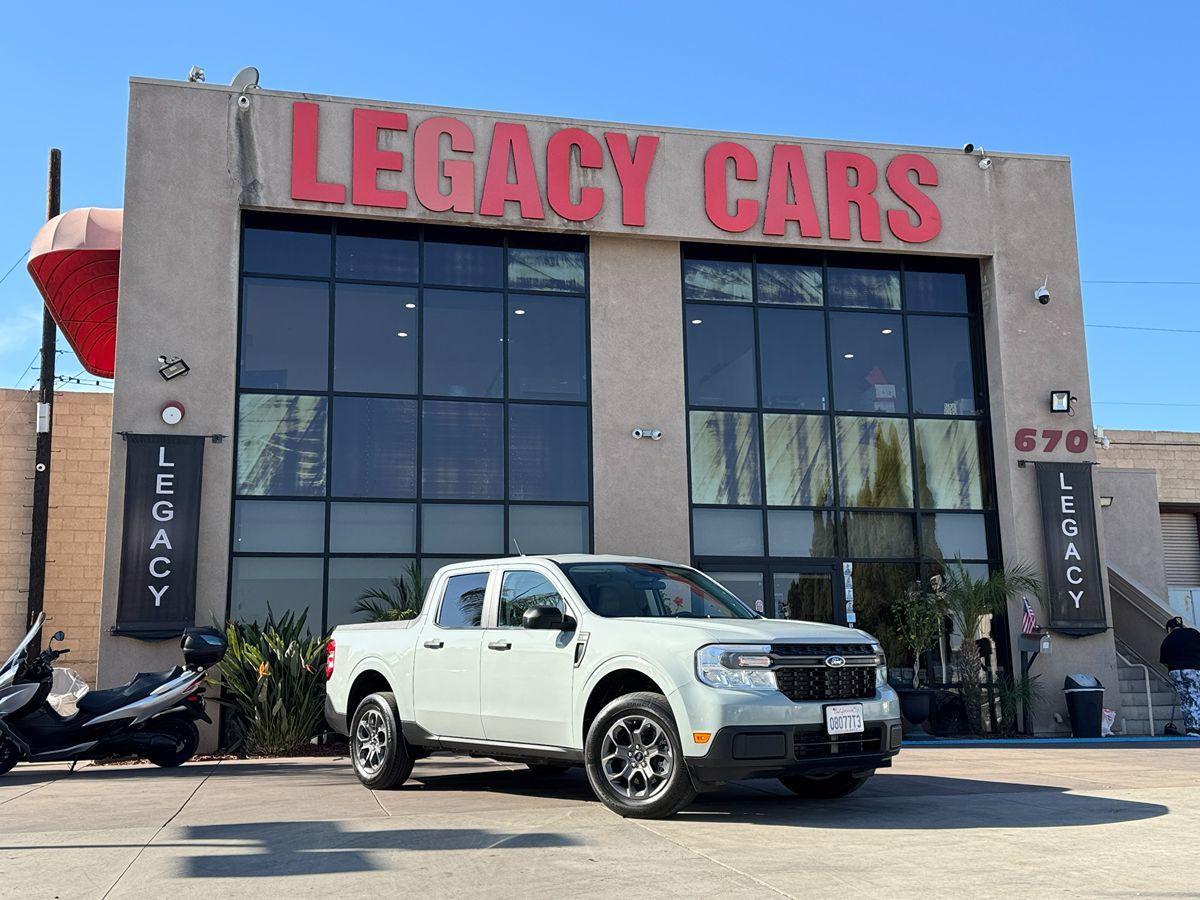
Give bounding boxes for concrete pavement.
[1,745,1198,899]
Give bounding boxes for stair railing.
[1115,648,1155,736]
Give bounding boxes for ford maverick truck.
[324,555,901,818]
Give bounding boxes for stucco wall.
[0,391,35,659]
[1101,431,1200,505]
[1094,468,1169,599]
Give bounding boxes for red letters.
[704,142,758,233]
[547,128,604,222]
[480,123,545,219]
[291,102,346,204]
[605,133,659,227]
[763,145,822,238]
[886,154,941,243]
[826,151,881,242]
[413,117,475,213]
[352,109,408,209]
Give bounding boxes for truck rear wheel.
[350,692,414,790]
[584,691,696,819]
[779,770,873,799]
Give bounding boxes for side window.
[499,571,565,627]
[436,572,489,628]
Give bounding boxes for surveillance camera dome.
[962,143,975,154]
[978,157,992,170]
[1035,286,1051,305]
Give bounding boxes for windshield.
[556,562,759,619]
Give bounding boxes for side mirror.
[51,631,65,644]
[522,606,576,631]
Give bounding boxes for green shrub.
[212,607,328,755]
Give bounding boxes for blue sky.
[0,1,1196,429]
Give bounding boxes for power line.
[1086,323,1200,335]
[1083,279,1200,286]
[0,250,29,290]
[1093,401,1200,408]
[8,349,41,389]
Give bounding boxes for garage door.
[1162,512,1200,586]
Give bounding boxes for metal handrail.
[1115,648,1155,737]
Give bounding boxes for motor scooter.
[0,613,226,774]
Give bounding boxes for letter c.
[149,557,171,579]
[1066,565,1083,585]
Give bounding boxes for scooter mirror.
[51,631,65,643]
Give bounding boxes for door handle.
[487,640,512,651]
[423,640,444,650]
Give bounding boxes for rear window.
[436,572,489,628]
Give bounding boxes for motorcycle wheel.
[145,717,200,768]
[0,737,18,775]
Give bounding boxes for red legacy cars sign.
[291,101,941,244]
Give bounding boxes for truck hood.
[606,616,876,645]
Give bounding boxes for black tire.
[583,691,696,819]
[526,763,571,775]
[779,770,873,799]
[0,736,19,776]
[145,716,200,768]
[350,692,414,790]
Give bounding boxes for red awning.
[27,208,122,379]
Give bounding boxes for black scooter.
[0,613,227,774]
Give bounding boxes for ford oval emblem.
[824,655,846,668]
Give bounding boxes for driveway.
[1,745,1197,899]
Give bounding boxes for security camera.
[632,428,663,441]
[962,143,975,154]
[1035,278,1050,305]
[648,430,663,441]
[237,94,251,110]
[632,428,644,439]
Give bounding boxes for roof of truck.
[432,553,684,571]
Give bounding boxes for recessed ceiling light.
[514,309,526,316]
[881,328,893,335]
[843,353,855,359]
[396,332,408,338]
[404,302,416,309]
[691,319,703,325]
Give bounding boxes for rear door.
[411,569,492,740]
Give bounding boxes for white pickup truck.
[325,555,901,818]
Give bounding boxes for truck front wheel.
[584,692,696,819]
[350,692,414,790]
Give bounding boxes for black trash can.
[1063,674,1105,738]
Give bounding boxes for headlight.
[695,644,778,691]
[871,642,889,687]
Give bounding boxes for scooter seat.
[76,667,185,716]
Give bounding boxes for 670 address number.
[1013,428,1088,453]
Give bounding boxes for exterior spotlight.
[187,66,205,83]
[1099,496,1114,508]
[157,355,190,381]
[1050,390,1074,413]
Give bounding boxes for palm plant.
[937,559,1042,734]
[996,672,1045,737]
[352,561,427,622]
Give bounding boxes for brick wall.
[0,388,111,684]
[1101,430,1200,505]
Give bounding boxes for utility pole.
[26,148,60,629]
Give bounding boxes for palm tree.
[936,559,1042,734]
[352,562,427,622]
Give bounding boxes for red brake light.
[325,639,336,679]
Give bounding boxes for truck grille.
[771,643,875,658]
[795,725,885,758]
[774,665,876,702]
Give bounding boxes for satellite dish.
[230,66,260,92]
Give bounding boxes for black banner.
[1035,461,1107,634]
[115,435,205,639]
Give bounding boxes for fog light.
[889,724,903,749]
[693,732,711,744]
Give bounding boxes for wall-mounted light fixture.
[1049,390,1075,414]
[157,355,190,381]
[1099,496,1114,508]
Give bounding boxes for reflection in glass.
[335,229,418,282]
[422,401,503,499]
[908,317,976,415]
[509,404,589,501]
[240,279,329,390]
[332,397,417,498]
[334,284,418,393]
[508,248,585,293]
[683,258,753,302]
[689,411,761,505]
[424,238,503,287]
[905,270,968,313]
[233,500,325,553]
[921,513,988,561]
[509,506,590,555]
[827,267,901,309]
[830,311,907,413]
[767,510,838,557]
[437,572,490,627]
[243,221,330,277]
[710,571,766,614]
[759,308,828,410]
[844,511,916,558]
[763,414,832,506]
[327,558,413,627]
[507,295,587,401]
[685,305,756,407]
[774,573,834,622]
[499,571,566,626]
[423,289,503,398]
[692,509,764,556]
[237,394,327,496]
[230,557,323,629]
[836,416,913,508]
[757,263,822,305]
[847,562,918,665]
[423,505,504,554]
[915,419,984,510]
[329,502,416,554]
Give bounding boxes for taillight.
[325,639,336,679]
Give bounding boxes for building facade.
[44,77,1124,734]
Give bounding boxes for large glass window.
[233,215,591,632]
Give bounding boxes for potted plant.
[889,586,942,737]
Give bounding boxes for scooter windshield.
[0,611,44,683]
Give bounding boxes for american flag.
[1022,597,1038,635]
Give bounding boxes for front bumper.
[684,719,902,789]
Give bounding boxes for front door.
[480,567,577,748]
[412,570,490,740]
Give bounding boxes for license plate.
[825,704,865,736]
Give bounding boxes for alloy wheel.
[355,707,388,777]
[600,714,674,800]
